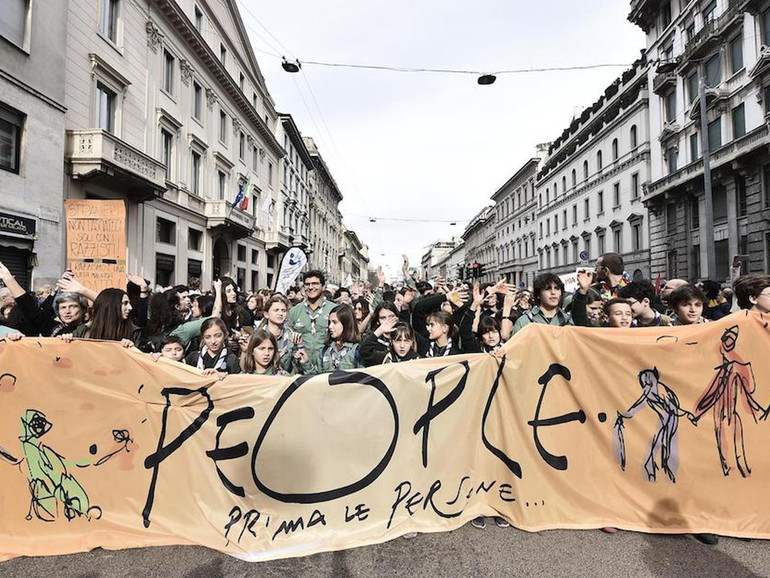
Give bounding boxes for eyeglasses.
[304,282,322,287]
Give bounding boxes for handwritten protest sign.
[64,200,126,293]
[1,312,770,563]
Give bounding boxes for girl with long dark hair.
[297,304,360,373]
[360,301,401,366]
[71,288,139,347]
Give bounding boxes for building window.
[705,53,721,88]
[631,173,639,200]
[95,81,117,133]
[237,244,246,262]
[162,49,175,95]
[156,217,175,245]
[99,0,119,43]
[554,214,558,231]
[597,231,605,254]
[220,44,227,66]
[584,237,591,258]
[539,223,543,239]
[0,103,24,174]
[160,128,173,180]
[217,170,227,200]
[251,248,258,265]
[730,35,743,73]
[219,110,227,143]
[690,197,700,229]
[193,82,202,120]
[666,203,677,235]
[666,147,678,174]
[268,162,274,187]
[194,6,203,30]
[239,72,245,91]
[686,72,698,105]
[156,254,175,287]
[597,150,603,171]
[597,190,604,215]
[572,239,579,262]
[691,244,701,279]
[612,138,619,161]
[584,198,590,220]
[613,226,623,253]
[190,150,201,196]
[703,0,717,24]
[762,7,770,46]
[661,1,671,27]
[736,175,747,217]
[188,228,202,251]
[0,0,29,49]
[630,125,638,149]
[708,117,722,150]
[562,209,567,230]
[690,132,699,161]
[571,169,576,188]
[713,186,728,223]
[239,131,245,160]
[572,204,578,225]
[664,90,676,122]
[562,176,566,193]
[763,165,770,208]
[667,250,678,279]
[732,103,745,139]
[583,160,589,180]
[613,182,620,208]
[252,92,258,110]
[632,222,642,252]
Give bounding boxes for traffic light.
[471,262,479,278]
[477,262,484,277]
[458,264,465,280]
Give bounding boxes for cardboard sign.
[1,312,770,563]
[64,200,127,293]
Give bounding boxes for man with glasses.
[287,270,337,363]
[733,274,770,314]
[619,281,673,327]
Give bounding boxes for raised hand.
[577,269,595,294]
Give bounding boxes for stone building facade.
[62,0,287,291]
[491,155,542,288]
[461,206,496,284]
[304,136,344,284]
[630,0,770,281]
[0,0,69,288]
[535,58,652,279]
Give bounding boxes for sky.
[238,0,646,279]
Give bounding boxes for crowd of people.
[1,252,769,541]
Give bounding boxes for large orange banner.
[1,311,769,562]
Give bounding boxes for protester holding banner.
[184,317,241,376]
[70,286,143,347]
[241,329,289,376]
[512,273,572,333]
[287,270,337,365]
[258,294,302,374]
[669,285,709,325]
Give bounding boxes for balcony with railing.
[204,199,255,239]
[683,0,746,61]
[66,129,166,201]
[652,71,677,96]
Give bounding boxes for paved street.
[2,525,768,578]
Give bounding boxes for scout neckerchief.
[304,297,327,335]
[327,341,354,370]
[197,346,228,371]
[427,338,453,358]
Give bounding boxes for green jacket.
[302,341,360,374]
[512,306,572,334]
[287,297,337,362]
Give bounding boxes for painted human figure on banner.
[694,325,770,477]
[614,367,697,483]
[1,410,132,522]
